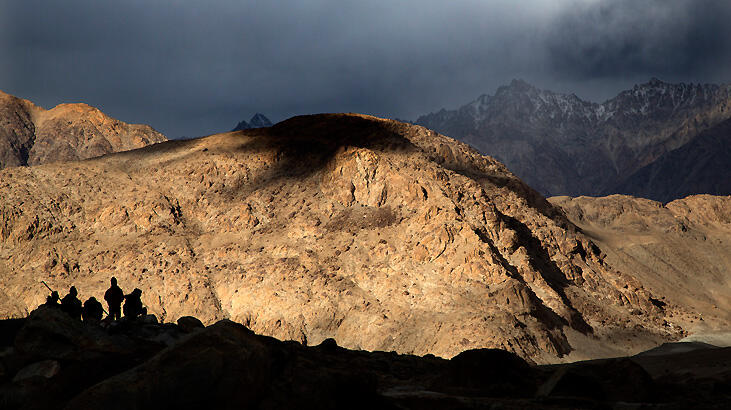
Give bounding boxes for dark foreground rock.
[1,307,729,409]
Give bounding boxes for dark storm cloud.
[1,1,730,138]
[545,0,731,82]
[2,0,555,137]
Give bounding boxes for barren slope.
[0,90,166,169]
[0,114,690,362]
[550,194,731,341]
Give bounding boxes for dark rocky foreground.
[1,307,729,409]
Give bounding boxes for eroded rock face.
[0,90,166,169]
[0,114,681,362]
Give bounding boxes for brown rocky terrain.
[0,90,166,169]
[550,194,731,344]
[0,114,699,363]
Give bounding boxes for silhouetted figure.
[82,297,104,323]
[104,277,124,321]
[123,288,146,320]
[60,286,82,320]
[45,291,60,307]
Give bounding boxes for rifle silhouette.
[41,280,54,293]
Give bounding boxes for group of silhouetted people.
[43,277,147,323]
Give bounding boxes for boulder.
[318,337,339,352]
[14,306,134,361]
[64,320,273,410]
[437,348,537,397]
[539,358,656,402]
[176,316,204,333]
[12,360,60,382]
[140,314,158,324]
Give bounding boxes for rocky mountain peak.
[249,113,273,128]
[648,77,665,86]
[481,80,599,128]
[0,90,166,169]
[502,78,536,93]
[231,119,250,131]
[606,78,726,119]
[232,113,273,131]
[0,113,681,362]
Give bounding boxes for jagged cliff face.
[416,79,731,198]
[0,114,687,362]
[0,90,166,169]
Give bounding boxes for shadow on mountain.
[501,214,593,335]
[223,114,419,197]
[106,113,574,231]
[472,226,574,355]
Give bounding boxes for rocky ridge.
[416,79,731,198]
[0,90,166,169]
[0,114,693,363]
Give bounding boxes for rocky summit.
[0,113,707,363]
[0,90,166,169]
[416,78,731,199]
[232,113,273,131]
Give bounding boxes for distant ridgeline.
[232,113,273,131]
[416,78,731,202]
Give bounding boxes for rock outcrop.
[0,114,689,363]
[0,90,166,169]
[416,79,731,199]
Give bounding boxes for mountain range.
[1,89,730,365]
[416,78,731,201]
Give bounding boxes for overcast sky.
[2,0,730,138]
